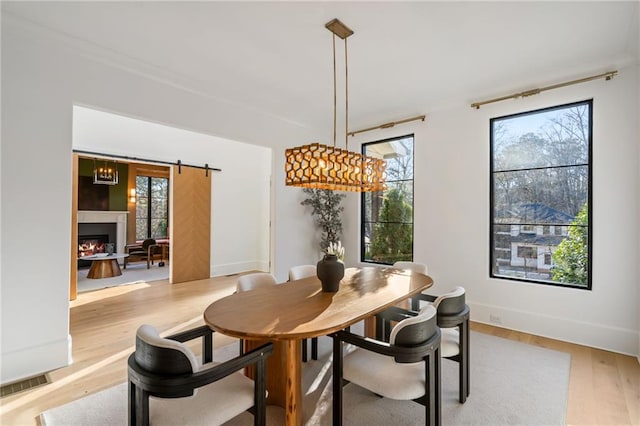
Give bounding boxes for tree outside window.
[136,176,169,240]
[361,135,414,264]
[490,100,592,289]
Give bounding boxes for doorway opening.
[71,105,271,299]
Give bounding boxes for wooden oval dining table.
[203,266,433,426]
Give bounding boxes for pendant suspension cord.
[344,37,349,152]
[332,33,337,148]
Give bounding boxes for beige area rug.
[41,327,570,425]
[77,261,170,293]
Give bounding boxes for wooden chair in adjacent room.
[331,304,442,426]
[288,264,319,362]
[127,324,273,426]
[124,238,163,269]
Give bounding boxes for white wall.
[1,17,319,383]
[344,65,639,356]
[72,106,271,276]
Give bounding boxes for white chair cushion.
[392,261,428,275]
[236,273,277,292]
[149,371,255,426]
[343,347,426,400]
[440,327,460,358]
[288,265,316,281]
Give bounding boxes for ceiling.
[3,1,639,137]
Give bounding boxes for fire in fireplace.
[78,234,109,258]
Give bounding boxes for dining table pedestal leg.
[244,338,302,426]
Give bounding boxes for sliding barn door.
[170,165,211,284]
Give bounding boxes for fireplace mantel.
[78,211,128,254]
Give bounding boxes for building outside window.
[490,100,592,289]
[136,176,169,240]
[361,134,414,264]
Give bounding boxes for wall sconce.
[129,188,136,204]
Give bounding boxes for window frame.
[136,175,169,240]
[360,134,415,265]
[489,99,593,290]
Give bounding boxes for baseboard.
[1,336,70,385]
[211,260,270,277]
[470,301,639,357]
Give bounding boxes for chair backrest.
[288,265,316,281]
[142,238,157,250]
[433,286,466,315]
[393,261,428,275]
[389,304,437,346]
[236,272,277,292]
[135,324,199,375]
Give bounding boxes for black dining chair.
[380,286,470,404]
[332,304,442,426]
[288,265,319,362]
[235,272,278,356]
[127,324,273,426]
[392,261,429,311]
[423,287,470,403]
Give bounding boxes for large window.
[490,100,592,289]
[361,135,414,264]
[136,176,169,240]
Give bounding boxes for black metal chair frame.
[302,336,318,362]
[383,294,470,404]
[127,325,273,426]
[332,308,442,426]
[286,271,319,363]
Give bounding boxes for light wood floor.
[1,275,638,425]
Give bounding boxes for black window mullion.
[361,134,415,265]
[490,99,592,289]
[146,177,152,239]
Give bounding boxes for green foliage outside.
[301,188,346,252]
[552,203,588,286]
[369,188,412,264]
[136,176,169,240]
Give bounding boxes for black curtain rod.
[73,149,222,173]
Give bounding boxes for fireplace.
[78,222,117,268]
[78,234,109,258]
[77,211,128,255]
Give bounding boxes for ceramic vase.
[317,254,344,292]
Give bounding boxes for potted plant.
[300,188,346,252]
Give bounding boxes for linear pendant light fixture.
[285,19,387,192]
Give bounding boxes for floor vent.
[225,273,238,277]
[0,374,49,398]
